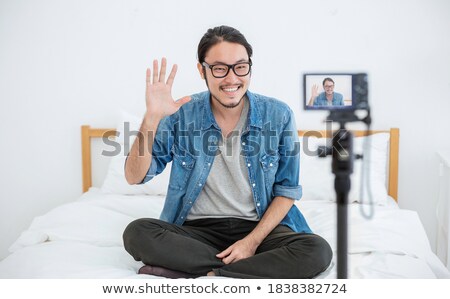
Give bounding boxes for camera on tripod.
[302,72,371,279]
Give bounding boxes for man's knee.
[122,218,160,251]
[289,234,333,277]
[307,234,333,273]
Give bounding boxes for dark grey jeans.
[123,217,332,279]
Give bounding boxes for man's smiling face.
[198,41,251,109]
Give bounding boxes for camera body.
[303,73,369,111]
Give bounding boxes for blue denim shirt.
[141,90,312,234]
[313,92,344,106]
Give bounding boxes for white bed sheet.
[0,188,449,279]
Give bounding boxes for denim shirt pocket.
[169,144,196,191]
[259,152,280,187]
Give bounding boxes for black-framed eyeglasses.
[202,61,252,78]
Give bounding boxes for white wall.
[1,0,449,260]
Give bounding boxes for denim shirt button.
[256,202,261,207]
[208,163,211,166]
[242,142,246,146]
[198,183,202,186]
[182,161,186,166]
[269,163,273,167]
[247,163,251,167]
[252,183,256,187]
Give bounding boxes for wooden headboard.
[81,126,399,201]
[297,128,400,201]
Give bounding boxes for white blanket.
[0,188,449,279]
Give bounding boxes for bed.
[0,118,449,279]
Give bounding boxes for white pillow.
[9,192,166,251]
[100,111,171,195]
[300,132,390,205]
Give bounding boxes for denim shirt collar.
[201,90,263,131]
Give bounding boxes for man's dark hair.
[197,25,253,63]
[322,77,335,86]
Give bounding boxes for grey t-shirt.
[187,98,258,221]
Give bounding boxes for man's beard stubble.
[205,75,245,109]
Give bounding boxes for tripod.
[332,128,353,279]
[319,111,371,279]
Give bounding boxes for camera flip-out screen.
[303,73,368,111]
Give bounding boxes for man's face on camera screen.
[323,81,335,95]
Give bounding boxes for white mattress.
[0,188,449,279]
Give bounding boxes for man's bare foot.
[207,271,215,276]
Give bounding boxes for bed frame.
[81,126,400,201]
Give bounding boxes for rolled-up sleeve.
[137,116,174,184]
[272,108,302,200]
[140,156,159,184]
